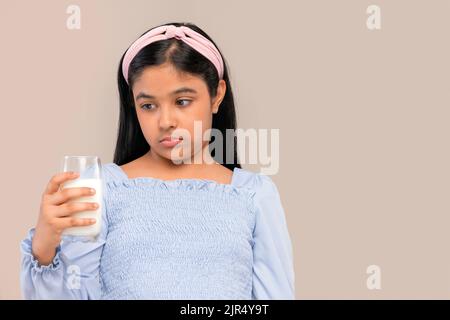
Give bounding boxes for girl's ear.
[212,80,226,114]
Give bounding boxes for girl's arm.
[251,174,295,299]
[20,209,107,300]
[20,164,117,300]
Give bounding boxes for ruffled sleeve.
[19,163,117,299]
[250,173,295,299]
[20,224,107,299]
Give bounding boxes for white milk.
[61,178,103,238]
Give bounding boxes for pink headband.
[122,25,224,84]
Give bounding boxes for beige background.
[1,0,449,299]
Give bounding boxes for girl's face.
[131,63,226,164]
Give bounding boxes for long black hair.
[113,22,241,171]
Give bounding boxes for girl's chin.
[156,149,191,164]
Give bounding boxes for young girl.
[20,22,295,300]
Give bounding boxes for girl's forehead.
[138,64,198,82]
[132,65,208,97]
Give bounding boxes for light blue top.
[20,163,295,299]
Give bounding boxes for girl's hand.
[31,171,99,266]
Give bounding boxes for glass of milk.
[60,155,103,239]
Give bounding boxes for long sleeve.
[20,164,111,300]
[251,174,295,299]
[20,209,108,299]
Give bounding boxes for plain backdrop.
[1,0,449,299]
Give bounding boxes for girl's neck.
[121,143,233,184]
[141,145,222,177]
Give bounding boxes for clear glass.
[60,155,103,239]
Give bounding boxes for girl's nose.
[158,106,177,129]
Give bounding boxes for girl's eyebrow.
[135,87,198,100]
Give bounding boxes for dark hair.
[113,22,241,171]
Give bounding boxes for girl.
[20,22,295,299]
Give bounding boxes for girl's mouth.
[159,137,183,148]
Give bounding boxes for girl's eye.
[177,99,191,107]
[141,104,155,111]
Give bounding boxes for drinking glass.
[60,155,103,238]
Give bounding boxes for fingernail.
[90,188,95,194]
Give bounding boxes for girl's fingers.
[44,172,79,195]
[60,217,97,229]
[49,187,95,206]
[54,201,100,217]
